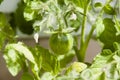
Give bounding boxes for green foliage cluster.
[0,0,120,80]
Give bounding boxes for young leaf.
[5,42,35,63]
[103,4,116,15]
[65,11,83,31]
[3,49,22,76]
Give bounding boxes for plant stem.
[80,1,88,47]
[86,25,96,48]
[79,25,95,60]
[78,0,90,62]
[77,0,113,62]
[78,23,96,62]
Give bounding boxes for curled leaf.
[5,42,35,63]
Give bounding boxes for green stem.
[78,25,96,61]
[63,14,69,28]
[78,0,90,62]
[77,0,112,62]
[80,1,89,47]
[85,25,96,49]
[78,26,95,62]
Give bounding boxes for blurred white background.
[0,0,20,13]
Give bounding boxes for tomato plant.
[0,0,120,80]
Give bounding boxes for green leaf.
[65,11,83,31]
[24,6,36,21]
[56,67,81,80]
[56,71,79,80]
[23,1,42,21]
[96,72,106,80]
[0,13,14,50]
[113,42,120,51]
[3,49,22,76]
[58,49,75,68]
[35,46,60,74]
[95,17,105,37]
[79,48,120,80]
[21,72,34,80]
[0,24,14,50]
[23,0,84,33]
[67,62,87,73]
[5,42,35,63]
[97,18,120,51]
[91,49,113,68]
[103,4,116,15]
[114,16,120,35]
[14,2,34,34]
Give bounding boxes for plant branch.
[78,0,90,62]
[77,0,112,62]
[80,0,89,47]
[84,25,96,50]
